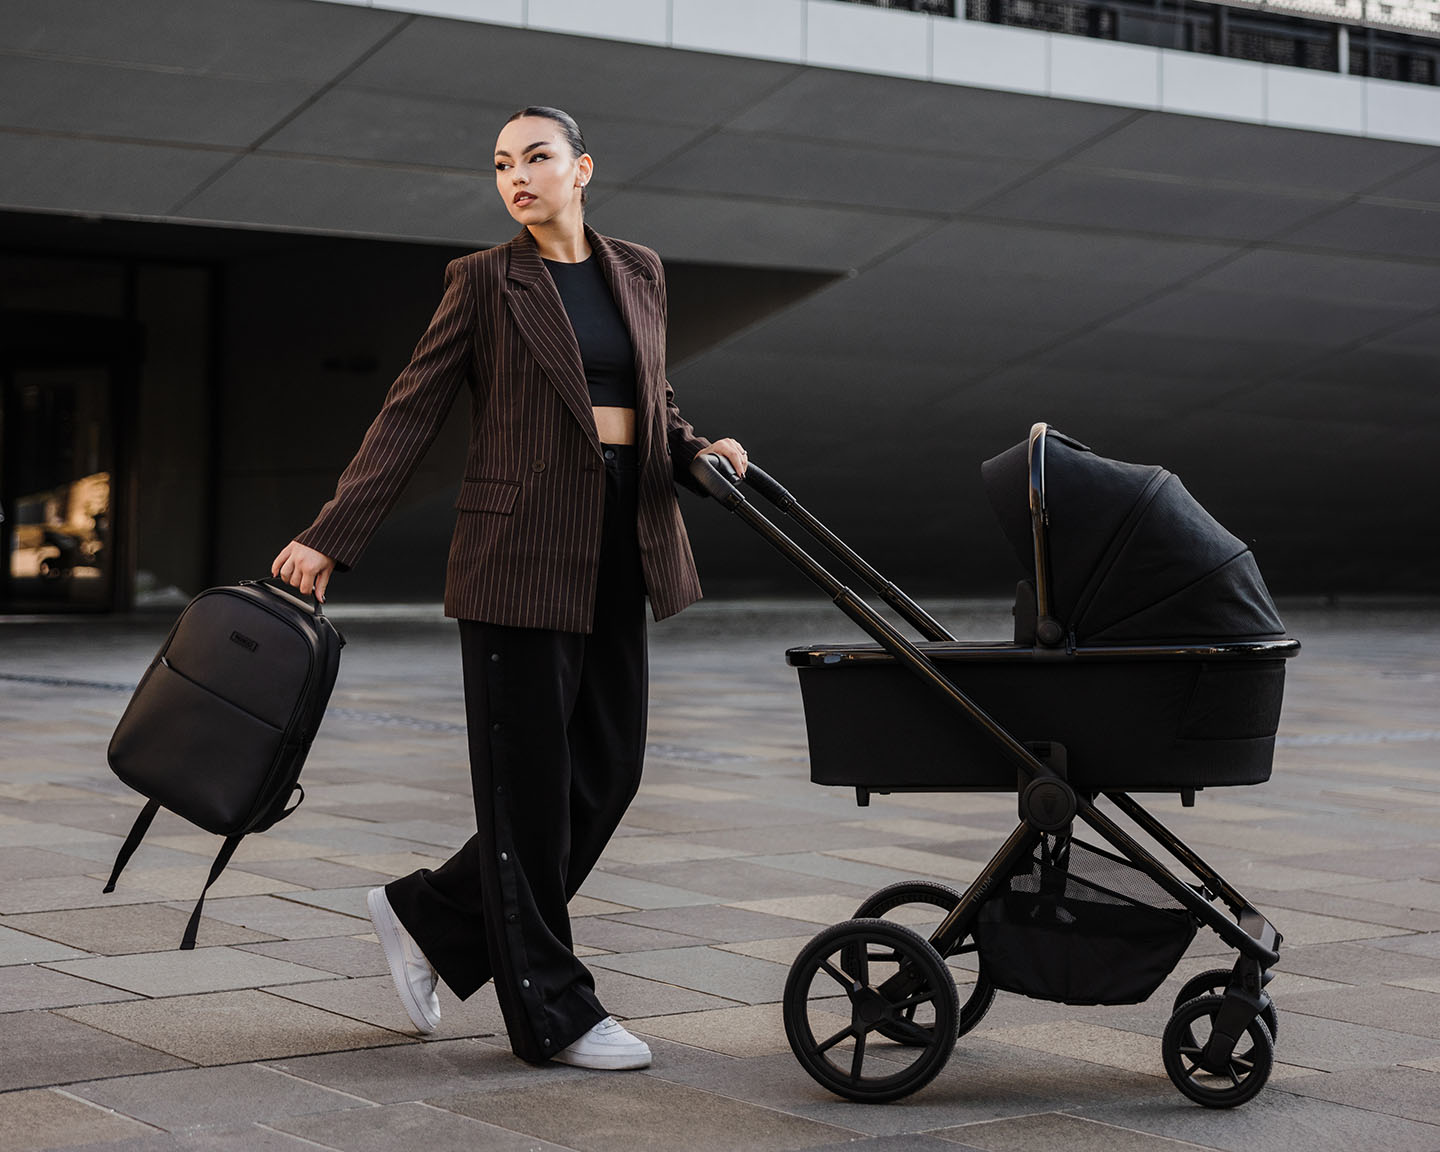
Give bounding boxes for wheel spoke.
[892,990,939,1012]
[820,960,856,993]
[1226,1063,1242,1089]
[1178,1045,1203,1059]
[850,1029,867,1082]
[815,1025,855,1056]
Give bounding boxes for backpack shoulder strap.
[180,834,244,950]
[103,799,162,894]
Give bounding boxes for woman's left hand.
[701,438,748,478]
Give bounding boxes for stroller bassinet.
[691,425,1300,1110]
[791,427,1293,795]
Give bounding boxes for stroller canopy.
[981,430,1285,645]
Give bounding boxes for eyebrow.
[494,141,552,158]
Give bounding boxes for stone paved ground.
[1,599,1438,1151]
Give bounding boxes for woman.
[271,106,746,1071]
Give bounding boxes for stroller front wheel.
[784,918,958,1103]
[1162,993,1274,1108]
[1172,967,1278,1043]
[850,880,996,1040]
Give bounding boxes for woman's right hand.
[271,541,336,603]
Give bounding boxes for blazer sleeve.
[652,259,713,495]
[293,257,476,570]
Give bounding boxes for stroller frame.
[691,424,1299,1107]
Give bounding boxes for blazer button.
[531,458,546,473]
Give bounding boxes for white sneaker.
[367,887,441,1035]
[552,1016,652,1070]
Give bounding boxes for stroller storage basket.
[976,838,1196,1006]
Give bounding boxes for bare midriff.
[593,405,636,446]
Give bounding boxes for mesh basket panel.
[975,838,1196,1005]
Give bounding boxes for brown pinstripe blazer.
[294,225,711,632]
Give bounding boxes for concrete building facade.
[2,0,1438,611]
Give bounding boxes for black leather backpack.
[104,579,344,948]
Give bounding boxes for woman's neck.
[528,219,590,264]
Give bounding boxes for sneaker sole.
[367,887,439,1035]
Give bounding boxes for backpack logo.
[230,630,258,653]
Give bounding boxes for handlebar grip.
[689,452,744,507]
[740,463,790,508]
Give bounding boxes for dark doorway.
[0,313,137,612]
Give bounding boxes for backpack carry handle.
[246,577,325,617]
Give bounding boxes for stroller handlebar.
[690,451,744,506]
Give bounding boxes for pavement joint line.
[255,1059,393,1106]
[252,1119,353,1150]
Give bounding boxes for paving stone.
[276,887,372,918]
[430,1075,859,1152]
[585,967,739,1019]
[147,834,334,863]
[590,945,790,1005]
[628,1002,817,1058]
[0,1010,188,1090]
[0,1087,158,1151]
[265,974,504,1040]
[56,989,410,1065]
[568,895,634,916]
[1278,940,1440,984]
[43,946,335,997]
[355,820,475,850]
[822,846,988,885]
[1282,1065,1440,1125]
[1280,984,1440,1039]
[596,836,739,866]
[101,867,303,902]
[601,904,832,943]
[0,922,90,965]
[1249,887,1440,932]
[267,1037,589,1104]
[604,858,868,903]
[236,936,391,978]
[272,1099,574,1151]
[0,876,163,915]
[570,918,716,954]
[228,858,395,890]
[70,1063,367,1132]
[0,964,141,1014]
[715,935,819,966]
[727,893,880,926]
[1,905,277,955]
[973,1019,1317,1081]
[0,846,103,880]
[574,872,715,910]
[190,895,370,939]
[743,850,947,891]
[935,1112,1205,1150]
[1082,1091,1440,1152]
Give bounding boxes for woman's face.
[494,116,591,228]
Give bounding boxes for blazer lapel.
[503,229,599,454]
[588,226,662,462]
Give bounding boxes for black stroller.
[691,424,1299,1108]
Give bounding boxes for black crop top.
[543,256,638,409]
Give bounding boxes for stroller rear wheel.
[1162,993,1274,1108]
[850,880,996,1040]
[1173,968,1278,1043]
[784,918,958,1103]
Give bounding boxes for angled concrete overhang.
[3,0,1439,593]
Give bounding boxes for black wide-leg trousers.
[385,445,647,1063]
